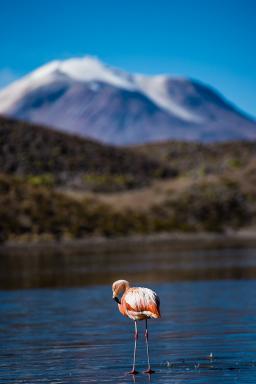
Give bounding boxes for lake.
[0,245,256,383]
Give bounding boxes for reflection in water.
[0,245,256,289]
[131,373,152,383]
[0,280,256,383]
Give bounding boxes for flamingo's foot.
[144,368,155,374]
[129,369,139,375]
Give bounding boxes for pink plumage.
[120,287,160,320]
[112,279,161,374]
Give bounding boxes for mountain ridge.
[0,56,255,144]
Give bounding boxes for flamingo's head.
[112,279,129,304]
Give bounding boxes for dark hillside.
[134,140,256,176]
[0,173,255,243]
[0,174,151,242]
[1,117,256,243]
[0,116,173,191]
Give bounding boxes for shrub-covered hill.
[1,116,256,243]
[0,174,151,242]
[0,116,174,191]
[134,140,256,176]
[0,173,255,243]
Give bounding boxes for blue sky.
[0,0,255,118]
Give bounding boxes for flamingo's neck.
[119,281,129,297]
[123,281,130,292]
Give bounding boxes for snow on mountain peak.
[30,60,62,80]
[0,56,206,122]
[135,74,201,122]
[30,56,136,90]
[30,56,200,121]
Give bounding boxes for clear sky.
[0,0,255,118]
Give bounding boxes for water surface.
[1,246,256,289]
[0,247,256,383]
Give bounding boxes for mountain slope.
[0,116,173,191]
[0,56,255,144]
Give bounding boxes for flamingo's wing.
[124,287,160,318]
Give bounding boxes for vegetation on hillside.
[0,117,174,192]
[0,174,151,242]
[0,173,255,243]
[0,117,256,243]
[133,140,256,177]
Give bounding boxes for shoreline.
[1,231,256,255]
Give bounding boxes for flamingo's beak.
[113,296,121,304]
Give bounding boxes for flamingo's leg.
[129,321,138,374]
[144,319,155,374]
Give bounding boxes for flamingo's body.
[112,279,160,374]
[119,286,160,320]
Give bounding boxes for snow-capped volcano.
[0,56,255,144]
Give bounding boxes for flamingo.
[112,279,160,374]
